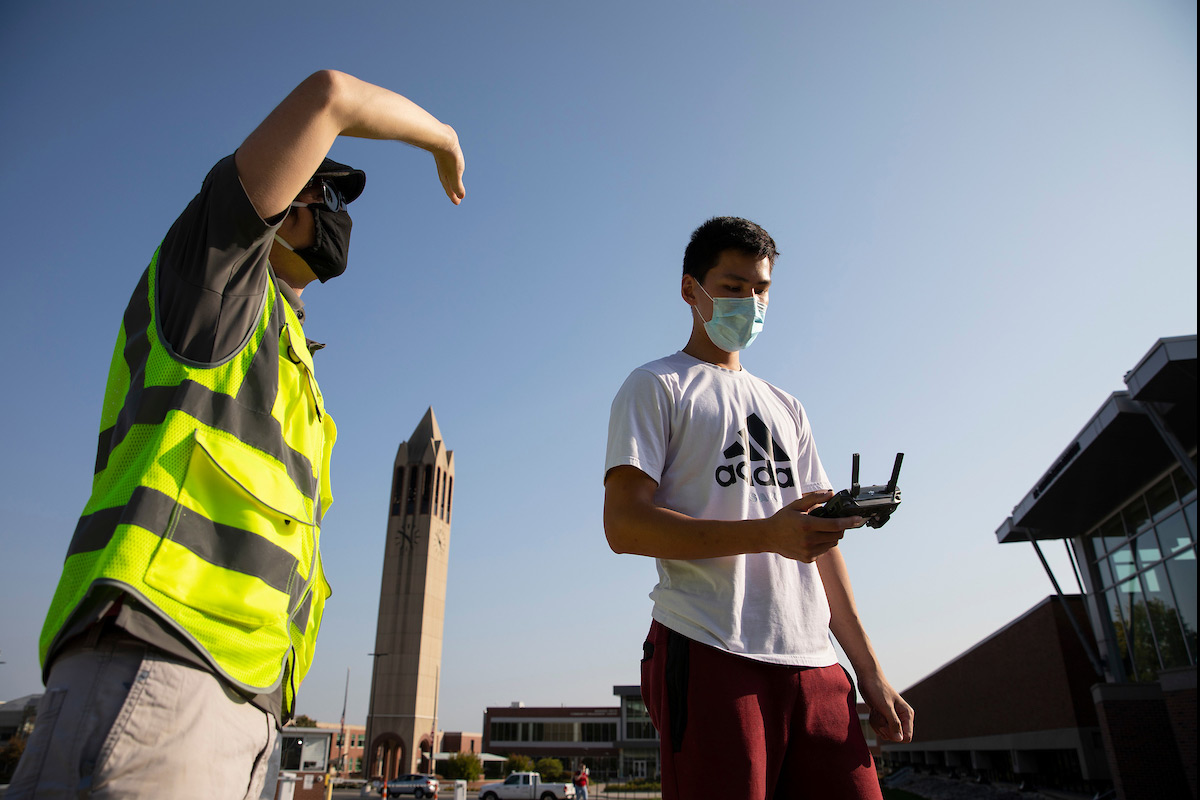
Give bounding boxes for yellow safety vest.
[39,248,336,717]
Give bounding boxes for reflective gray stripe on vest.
[94,380,318,504]
[95,275,319,510]
[69,486,303,600]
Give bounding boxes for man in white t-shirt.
[603,217,913,800]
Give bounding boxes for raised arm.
[603,465,862,562]
[235,70,465,219]
[816,547,914,743]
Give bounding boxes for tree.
[0,700,36,783]
[292,714,318,727]
[442,752,483,781]
[0,735,27,783]
[505,754,534,774]
[535,757,565,782]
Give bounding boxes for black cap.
[313,157,366,204]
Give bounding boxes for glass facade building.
[994,335,1195,798]
[1086,465,1196,683]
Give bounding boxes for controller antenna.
[850,453,861,497]
[886,453,905,493]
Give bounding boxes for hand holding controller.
[810,452,904,529]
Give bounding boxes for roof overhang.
[997,336,1196,544]
[1125,335,1197,403]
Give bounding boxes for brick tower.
[365,407,454,780]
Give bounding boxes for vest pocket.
[291,551,332,686]
[145,429,310,629]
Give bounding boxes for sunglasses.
[302,179,348,213]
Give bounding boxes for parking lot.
[329,786,662,800]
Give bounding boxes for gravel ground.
[885,772,1066,800]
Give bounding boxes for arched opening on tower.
[418,734,437,774]
[368,733,407,783]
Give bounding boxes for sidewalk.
[883,773,1095,800]
[590,784,662,800]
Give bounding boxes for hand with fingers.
[860,672,915,743]
[768,490,865,563]
[432,125,466,205]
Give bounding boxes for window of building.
[542,722,575,742]
[1087,464,1197,681]
[281,734,328,772]
[622,694,656,740]
[1091,515,1126,560]
[624,720,657,740]
[580,722,616,742]
[490,721,519,742]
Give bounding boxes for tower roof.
[395,407,453,467]
[409,406,442,447]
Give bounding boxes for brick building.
[316,721,366,776]
[879,595,1109,792]
[483,698,624,780]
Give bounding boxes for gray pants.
[7,631,279,799]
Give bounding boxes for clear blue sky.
[0,1,1195,735]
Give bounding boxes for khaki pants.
[7,631,279,799]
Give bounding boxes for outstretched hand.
[434,125,466,204]
[767,490,864,563]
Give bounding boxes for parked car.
[478,771,575,800]
[383,773,440,798]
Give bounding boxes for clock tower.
[365,407,455,780]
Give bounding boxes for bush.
[504,754,534,774]
[442,752,483,781]
[606,778,662,791]
[535,757,565,781]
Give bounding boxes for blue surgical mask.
[694,283,767,352]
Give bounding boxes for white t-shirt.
[605,351,837,666]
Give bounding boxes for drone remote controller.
[810,452,903,529]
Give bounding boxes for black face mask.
[296,205,353,283]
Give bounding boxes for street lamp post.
[365,652,389,785]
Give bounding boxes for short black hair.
[682,217,779,282]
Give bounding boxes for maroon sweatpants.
[640,620,883,800]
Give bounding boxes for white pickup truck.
[477,772,576,800]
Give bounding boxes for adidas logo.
[715,413,795,488]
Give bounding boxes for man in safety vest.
[8,70,466,800]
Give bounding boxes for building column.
[1093,681,1191,800]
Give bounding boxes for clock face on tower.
[395,521,420,553]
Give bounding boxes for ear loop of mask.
[274,202,307,252]
[274,199,318,252]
